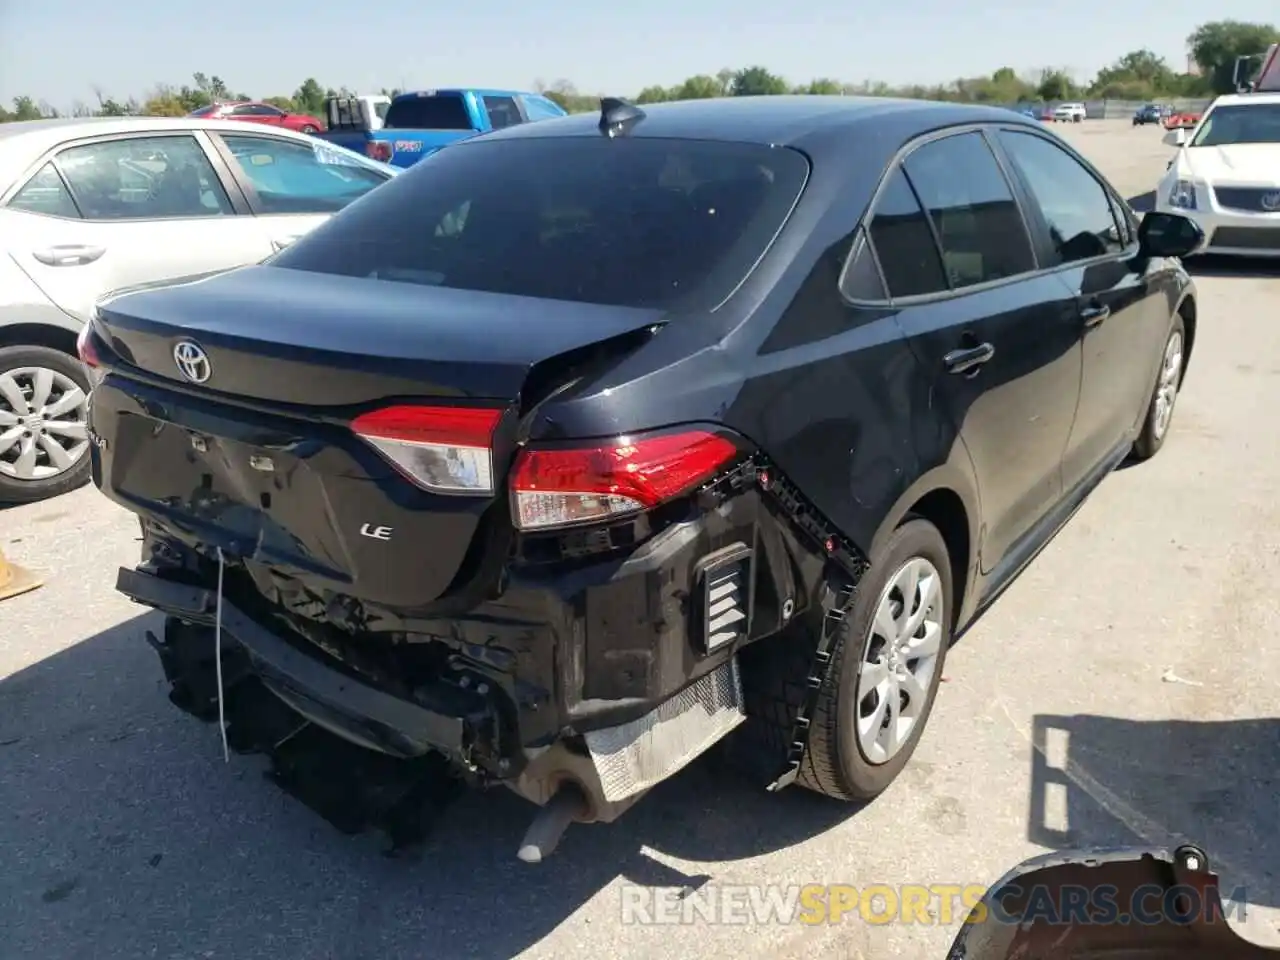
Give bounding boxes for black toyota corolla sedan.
[78,95,1203,858]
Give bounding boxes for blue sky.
[2,0,1276,108]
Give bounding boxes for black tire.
[1130,314,1187,462]
[732,518,953,802]
[0,343,94,504]
[300,125,319,135]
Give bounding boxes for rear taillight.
[76,322,102,368]
[351,404,503,494]
[365,140,392,162]
[510,429,740,532]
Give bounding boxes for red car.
[188,101,326,135]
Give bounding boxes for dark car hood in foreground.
[95,265,666,406]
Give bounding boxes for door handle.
[31,245,105,267]
[943,342,995,375]
[1081,303,1111,328]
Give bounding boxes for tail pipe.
[517,784,587,864]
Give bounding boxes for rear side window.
[996,131,1124,265]
[901,132,1036,289]
[522,95,567,121]
[270,137,810,311]
[867,166,947,299]
[385,94,473,130]
[7,162,81,218]
[483,95,523,130]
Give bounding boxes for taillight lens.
[76,321,102,368]
[510,429,740,532]
[351,404,503,494]
[365,141,392,162]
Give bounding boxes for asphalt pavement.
[1,121,1277,960]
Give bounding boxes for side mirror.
[1138,212,1205,259]
[1163,128,1187,147]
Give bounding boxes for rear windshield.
[269,136,810,311]
[384,94,473,130]
[1191,104,1280,146]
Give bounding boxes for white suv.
[1052,103,1087,123]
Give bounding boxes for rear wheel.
[1131,315,1186,462]
[300,124,319,135]
[0,344,93,504]
[732,519,953,802]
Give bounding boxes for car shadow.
[0,612,859,960]
[1184,255,1280,280]
[1026,713,1279,910]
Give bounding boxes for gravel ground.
[1,120,1277,960]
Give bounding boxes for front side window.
[902,131,1036,289]
[867,166,948,299]
[7,162,81,218]
[996,130,1123,266]
[54,135,233,220]
[269,137,810,311]
[220,135,390,214]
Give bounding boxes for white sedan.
[0,116,397,504]
[1155,91,1280,257]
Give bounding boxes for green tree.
[10,96,43,121]
[293,78,326,116]
[634,85,671,104]
[731,66,788,96]
[796,78,844,95]
[1187,20,1280,92]
[1036,69,1076,101]
[671,74,722,100]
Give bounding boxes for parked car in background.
[84,96,1202,858]
[0,116,396,503]
[1052,102,1087,122]
[1009,104,1040,120]
[1157,91,1280,257]
[315,87,567,169]
[1163,109,1202,131]
[1133,103,1167,125]
[189,101,328,135]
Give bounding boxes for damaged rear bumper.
[118,566,478,762]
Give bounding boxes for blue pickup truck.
[316,88,568,169]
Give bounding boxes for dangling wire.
[215,546,229,763]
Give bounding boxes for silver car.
[0,116,397,504]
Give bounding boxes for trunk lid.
[95,265,664,405]
[92,265,664,612]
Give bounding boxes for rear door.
[0,131,269,321]
[207,132,393,252]
[873,128,1084,572]
[993,127,1161,491]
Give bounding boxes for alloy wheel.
[1152,330,1183,441]
[855,557,944,765]
[0,366,90,482]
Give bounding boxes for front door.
[993,128,1164,490]
[869,131,1083,572]
[2,133,269,320]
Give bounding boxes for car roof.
[390,88,542,102]
[473,95,1043,149]
[0,116,321,189]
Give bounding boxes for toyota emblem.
[173,340,212,383]
[1262,192,1280,212]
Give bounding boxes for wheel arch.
[1174,291,1196,379]
[867,464,981,631]
[0,321,79,358]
